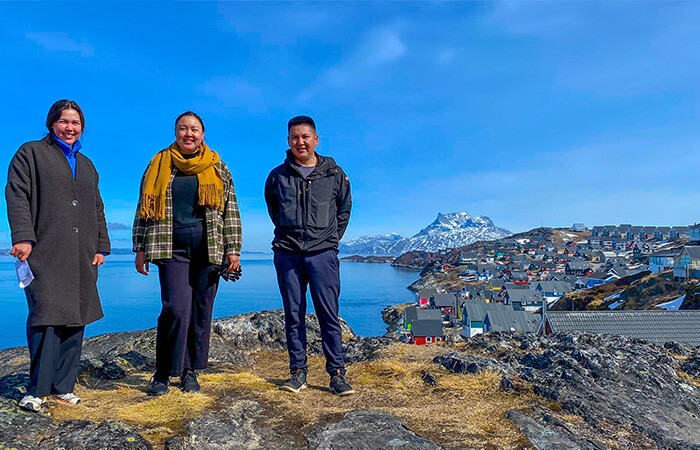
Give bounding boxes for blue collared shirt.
[52,132,81,179]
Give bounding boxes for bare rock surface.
[166,399,289,450]
[438,332,700,449]
[0,398,151,450]
[308,409,444,449]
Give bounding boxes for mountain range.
[339,212,511,256]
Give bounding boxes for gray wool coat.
[5,137,110,327]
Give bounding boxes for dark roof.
[504,282,529,290]
[567,261,590,270]
[418,288,438,298]
[405,306,442,324]
[506,289,543,304]
[681,246,700,260]
[405,305,418,322]
[432,293,457,308]
[545,311,700,346]
[484,309,539,332]
[463,300,508,323]
[535,281,572,294]
[412,320,444,337]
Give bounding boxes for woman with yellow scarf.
[132,111,242,396]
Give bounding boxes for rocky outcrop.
[0,398,151,449]
[165,400,289,450]
[340,255,395,263]
[308,409,443,449]
[0,310,356,381]
[437,332,700,449]
[380,303,411,335]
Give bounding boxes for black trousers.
[155,223,219,378]
[26,325,84,397]
[273,249,345,376]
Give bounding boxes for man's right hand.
[10,241,32,262]
[135,251,149,276]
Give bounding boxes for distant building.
[673,246,700,280]
[539,310,700,347]
[483,309,539,333]
[690,226,700,242]
[670,226,690,240]
[417,288,438,307]
[572,223,586,232]
[404,306,442,331]
[649,248,682,273]
[461,300,511,338]
[410,319,444,345]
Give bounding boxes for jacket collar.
[51,133,81,157]
[284,149,336,178]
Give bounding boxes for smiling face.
[175,115,204,154]
[51,109,83,145]
[288,124,319,166]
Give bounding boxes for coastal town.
[385,224,700,347]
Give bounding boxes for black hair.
[175,111,205,132]
[287,115,316,133]
[46,99,85,135]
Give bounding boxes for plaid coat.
[132,159,242,264]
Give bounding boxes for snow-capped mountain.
[338,232,410,256]
[339,212,511,256]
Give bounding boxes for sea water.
[0,255,418,349]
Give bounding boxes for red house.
[410,320,444,345]
[417,288,437,307]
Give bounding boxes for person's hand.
[225,254,241,272]
[92,253,105,267]
[10,242,32,262]
[135,251,149,276]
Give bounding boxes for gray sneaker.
[330,370,355,396]
[279,369,307,393]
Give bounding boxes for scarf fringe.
[199,184,224,211]
[137,194,167,221]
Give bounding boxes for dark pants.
[155,224,219,378]
[273,249,345,376]
[26,325,84,397]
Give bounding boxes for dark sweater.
[172,152,205,229]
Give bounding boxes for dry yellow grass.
[46,344,547,449]
[678,370,700,388]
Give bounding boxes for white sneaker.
[19,394,45,412]
[51,392,81,405]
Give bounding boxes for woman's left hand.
[92,253,105,267]
[225,254,241,272]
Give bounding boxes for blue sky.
[1,2,699,252]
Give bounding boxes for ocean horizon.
[0,255,418,350]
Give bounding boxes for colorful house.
[417,288,438,307]
[410,320,444,345]
[404,306,442,330]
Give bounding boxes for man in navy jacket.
[264,116,354,396]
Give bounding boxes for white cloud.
[361,28,406,65]
[298,24,406,100]
[25,32,94,57]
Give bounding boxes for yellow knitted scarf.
[137,142,223,221]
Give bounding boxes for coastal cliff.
[0,309,698,449]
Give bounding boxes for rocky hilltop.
[0,308,699,449]
[340,212,511,256]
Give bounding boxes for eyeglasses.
[216,262,242,282]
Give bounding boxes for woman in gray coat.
[5,99,110,411]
